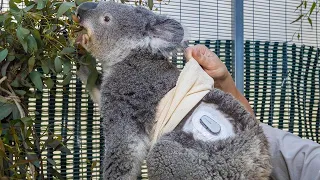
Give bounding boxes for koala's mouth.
[73,15,91,49]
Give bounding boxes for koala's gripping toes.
[75,1,271,180]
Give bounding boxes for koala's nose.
[77,2,98,19]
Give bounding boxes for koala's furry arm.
[76,65,102,105]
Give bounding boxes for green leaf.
[41,60,50,74]
[0,96,7,103]
[51,168,64,180]
[27,35,38,52]
[18,26,30,36]
[47,158,56,166]
[7,55,15,61]
[21,117,33,126]
[310,2,316,16]
[0,103,13,120]
[17,27,30,52]
[26,152,40,168]
[44,77,54,90]
[14,90,26,96]
[36,0,46,10]
[57,2,75,18]
[54,57,62,73]
[12,106,20,120]
[62,73,72,85]
[291,14,304,24]
[0,49,8,62]
[1,61,10,76]
[148,0,154,10]
[298,33,301,40]
[304,0,307,9]
[60,47,75,55]
[9,1,20,11]
[63,60,72,74]
[29,71,43,91]
[23,4,35,12]
[28,56,35,73]
[75,0,88,6]
[31,29,43,48]
[91,161,98,171]
[10,78,21,87]
[308,17,313,26]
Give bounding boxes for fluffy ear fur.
[148,17,184,49]
[135,6,184,52]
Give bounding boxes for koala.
[75,1,272,180]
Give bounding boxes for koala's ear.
[147,16,184,51]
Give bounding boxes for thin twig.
[6,83,25,118]
[0,76,7,85]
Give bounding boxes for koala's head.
[76,1,185,66]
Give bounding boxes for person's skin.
[184,44,255,116]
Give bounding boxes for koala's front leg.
[76,65,102,105]
[102,122,150,180]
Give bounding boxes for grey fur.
[147,89,272,180]
[75,1,272,179]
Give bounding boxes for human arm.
[184,45,255,116]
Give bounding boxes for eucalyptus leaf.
[27,35,38,52]
[60,47,75,55]
[310,2,316,15]
[31,29,43,48]
[148,0,154,10]
[1,61,10,76]
[28,56,35,73]
[12,106,20,120]
[75,0,88,6]
[0,49,8,62]
[47,158,57,166]
[62,73,72,85]
[0,96,7,103]
[9,0,20,12]
[0,103,14,120]
[29,71,43,91]
[37,0,46,10]
[44,77,54,90]
[7,55,15,61]
[291,14,304,24]
[14,90,26,96]
[57,2,75,18]
[308,17,312,27]
[63,60,72,74]
[41,61,50,74]
[23,4,35,12]
[54,57,63,73]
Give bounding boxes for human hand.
[184,44,229,83]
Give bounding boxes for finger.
[192,49,213,68]
[184,47,193,61]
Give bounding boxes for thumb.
[184,47,193,61]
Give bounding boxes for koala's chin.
[75,1,272,180]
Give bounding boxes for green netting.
[26,40,320,179]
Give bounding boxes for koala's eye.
[104,16,110,22]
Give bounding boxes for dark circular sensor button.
[200,115,221,135]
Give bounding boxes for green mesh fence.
[26,40,320,179]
